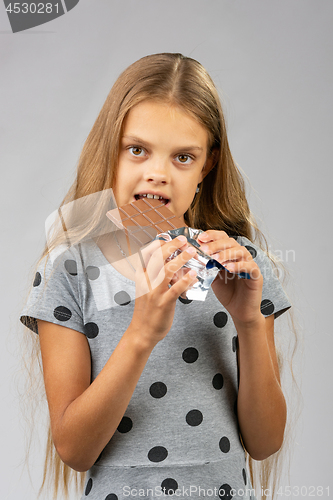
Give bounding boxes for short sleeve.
[20,247,85,335]
[237,236,291,319]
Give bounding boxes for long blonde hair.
[23,53,300,499]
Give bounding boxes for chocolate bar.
[106,198,185,247]
[105,199,251,283]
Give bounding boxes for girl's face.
[113,100,213,224]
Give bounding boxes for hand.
[197,230,263,325]
[168,254,198,300]
[131,236,198,346]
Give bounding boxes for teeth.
[138,193,164,200]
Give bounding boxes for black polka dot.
[105,495,118,500]
[84,322,99,339]
[232,336,238,352]
[86,266,100,280]
[33,272,41,287]
[114,290,131,306]
[213,312,228,328]
[219,436,230,453]
[85,478,93,496]
[161,478,178,495]
[64,259,77,276]
[149,382,167,398]
[182,347,199,363]
[212,373,224,390]
[242,468,247,485]
[117,416,133,433]
[148,446,168,462]
[186,409,203,426]
[245,245,257,259]
[218,484,233,500]
[178,296,192,305]
[260,299,275,316]
[53,306,72,322]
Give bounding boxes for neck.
[94,231,140,280]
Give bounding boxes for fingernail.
[189,269,197,277]
[177,235,187,243]
[200,245,208,253]
[188,247,196,255]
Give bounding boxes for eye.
[176,154,194,164]
[128,146,146,157]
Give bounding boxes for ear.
[198,149,218,183]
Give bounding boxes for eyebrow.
[122,135,204,152]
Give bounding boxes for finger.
[223,260,262,281]
[199,236,239,256]
[135,239,187,298]
[197,230,229,243]
[165,247,197,278]
[146,235,188,262]
[169,267,191,286]
[145,236,189,281]
[213,246,252,264]
[153,247,197,290]
[166,269,198,300]
[160,236,190,261]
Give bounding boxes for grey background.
[1,1,332,498]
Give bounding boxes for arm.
[234,314,287,460]
[38,319,154,472]
[38,237,198,472]
[198,231,287,460]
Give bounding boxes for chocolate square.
[106,197,185,247]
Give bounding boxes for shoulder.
[40,239,99,278]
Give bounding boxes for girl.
[21,53,292,500]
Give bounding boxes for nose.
[143,157,170,185]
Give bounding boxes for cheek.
[111,176,122,203]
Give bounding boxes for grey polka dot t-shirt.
[20,236,291,500]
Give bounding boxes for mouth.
[134,193,170,206]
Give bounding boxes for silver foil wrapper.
[155,227,250,301]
